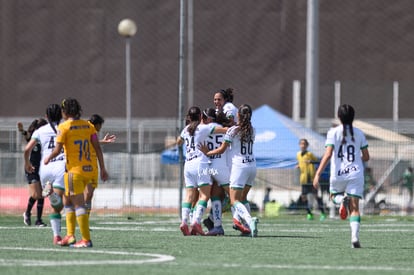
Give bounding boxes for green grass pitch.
[1,213,414,275]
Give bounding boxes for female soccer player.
[213,88,238,125]
[296,138,326,221]
[200,104,258,237]
[177,106,220,236]
[201,108,230,236]
[313,104,370,248]
[44,98,108,248]
[24,104,66,244]
[20,118,47,227]
[84,114,116,216]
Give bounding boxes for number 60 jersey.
[326,124,368,182]
[224,125,256,168]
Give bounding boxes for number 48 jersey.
[326,124,368,182]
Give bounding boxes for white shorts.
[229,165,256,189]
[184,161,212,188]
[329,177,364,198]
[209,162,230,186]
[39,161,65,191]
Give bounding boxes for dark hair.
[215,111,231,127]
[61,98,82,119]
[202,108,216,122]
[216,88,235,103]
[46,104,62,134]
[299,138,309,146]
[186,106,201,136]
[337,104,355,144]
[26,118,48,141]
[89,114,105,126]
[238,104,253,143]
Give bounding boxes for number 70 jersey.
[326,125,368,181]
[56,119,97,175]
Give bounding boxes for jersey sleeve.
[56,123,66,144]
[224,126,238,143]
[360,130,369,149]
[325,128,335,148]
[31,129,40,142]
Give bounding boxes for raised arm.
[91,133,108,181]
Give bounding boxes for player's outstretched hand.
[101,133,116,144]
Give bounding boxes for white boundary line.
[0,247,175,267]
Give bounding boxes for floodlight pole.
[178,0,186,218]
[305,0,319,130]
[118,19,137,207]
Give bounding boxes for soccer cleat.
[190,222,205,236]
[179,223,190,236]
[42,181,53,197]
[23,212,31,226]
[53,236,62,245]
[70,239,93,248]
[58,235,76,246]
[339,196,350,220]
[307,213,314,220]
[249,217,259,237]
[206,226,224,236]
[319,213,327,222]
[202,217,214,231]
[232,218,251,234]
[35,220,47,227]
[352,241,361,248]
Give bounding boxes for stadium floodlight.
[118,19,137,207]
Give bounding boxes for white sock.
[333,194,344,205]
[50,217,61,237]
[243,201,251,214]
[234,202,252,225]
[194,201,207,224]
[350,220,360,242]
[231,206,238,220]
[211,199,222,227]
[181,207,190,224]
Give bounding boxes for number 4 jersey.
[326,124,368,182]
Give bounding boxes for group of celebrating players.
[177,88,259,237]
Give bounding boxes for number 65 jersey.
[326,124,368,182]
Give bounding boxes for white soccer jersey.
[207,122,230,185]
[224,125,256,168]
[32,123,66,189]
[206,122,227,166]
[180,123,214,188]
[223,102,238,123]
[326,125,368,182]
[180,123,213,164]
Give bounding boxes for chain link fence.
[1,1,414,217]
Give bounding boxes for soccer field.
[1,213,413,275]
